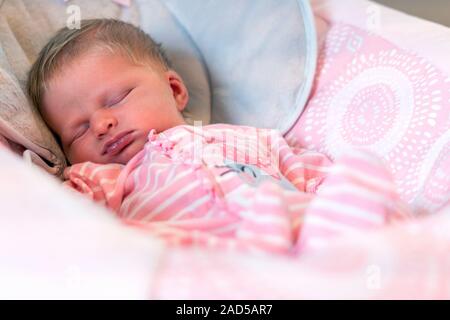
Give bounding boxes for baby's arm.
[63,162,125,211]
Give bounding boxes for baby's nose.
[91,111,118,138]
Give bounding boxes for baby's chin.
[118,146,142,164]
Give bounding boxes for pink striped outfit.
[64,124,408,254]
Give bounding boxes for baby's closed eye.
[107,88,133,107]
[71,123,90,144]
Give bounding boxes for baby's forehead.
[43,48,166,115]
[46,50,122,91]
[42,53,133,110]
[65,49,163,79]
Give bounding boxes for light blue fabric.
[135,0,212,126]
[138,0,317,134]
[220,159,298,191]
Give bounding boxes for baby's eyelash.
[108,88,133,106]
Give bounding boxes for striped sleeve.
[275,133,332,193]
[63,162,125,210]
[296,150,413,252]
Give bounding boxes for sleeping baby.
[26,19,407,254]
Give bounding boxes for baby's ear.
[166,70,189,111]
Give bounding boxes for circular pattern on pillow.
[287,23,450,211]
[326,66,414,156]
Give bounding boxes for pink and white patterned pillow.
[287,21,449,215]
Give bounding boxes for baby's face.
[41,51,188,165]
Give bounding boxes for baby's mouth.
[102,131,135,157]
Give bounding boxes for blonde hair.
[27,18,171,112]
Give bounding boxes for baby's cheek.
[67,144,91,165]
[126,138,147,159]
